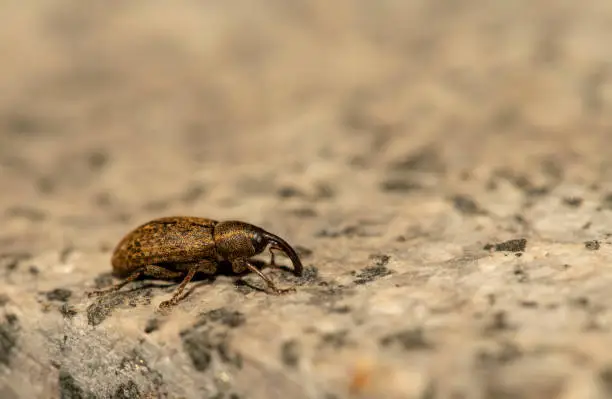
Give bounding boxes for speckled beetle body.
[89,216,303,309]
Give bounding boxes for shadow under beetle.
[88,216,304,309]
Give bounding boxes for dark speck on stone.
[1,252,31,271]
[194,308,246,329]
[353,265,392,284]
[541,158,564,180]
[0,294,8,306]
[36,176,55,194]
[601,193,612,210]
[451,195,486,215]
[330,305,351,314]
[320,330,350,349]
[46,288,72,302]
[568,297,590,308]
[369,253,390,266]
[87,150,108,171]
[379,178,421,193]
[585,240,601,250]
[476,341,522,367]
[294,245,313,258]
[599,365,612,394]
[288,207,317,218]
[59,304,77,319]
[5,206,47,221]
[483,311,515,333]
[519,300,538,308]
[180,183,206,204]
[280,339,300,368]
[277,186,304,198]
[144,318,160,334]
[379,328,432,351]
[484,238,527,252]
[314,183,334,199]
[563,197,583,207]
[390,147,445,173]
[60,246,74,263]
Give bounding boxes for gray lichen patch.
[58,370,96,399]
[379,328,433,351]
[451,194,488,215]
[0,314,19,366]
[45,288,73,302]
[112,380,140,399]
[280,339,301,368]
[351,254,393,285]
[86,288,154,326]
[585,240,601,250]
[194,308,246,329]
[180,308,246,373]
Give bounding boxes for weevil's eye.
[251,232,267,252]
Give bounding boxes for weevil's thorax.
[213,221,268,260]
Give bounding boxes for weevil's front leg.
[268,244,284,266]
[234,258,295,294]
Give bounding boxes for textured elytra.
[111,217,219,276]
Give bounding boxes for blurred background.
[2,1,612,398]
[1,1,611,238]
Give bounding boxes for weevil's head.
[214,220,303,276]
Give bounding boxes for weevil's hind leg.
[158,264,200,309]
[240,259,295,295]
[87,268,144,297]
[87,265,183,298]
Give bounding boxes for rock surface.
[2,1,612,398]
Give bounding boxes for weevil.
[88,216,303,309]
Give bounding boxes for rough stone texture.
[2,1,612,398]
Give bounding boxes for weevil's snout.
[214,221,304,276]
[263,232,304,276]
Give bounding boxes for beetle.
[88,216,304,309]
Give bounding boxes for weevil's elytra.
[88,216,304,310]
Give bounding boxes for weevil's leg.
[87,265,184,298]
[87,268,144,297]
[158,264,199,309]
[240,259,295,294]
[268,244,284,266]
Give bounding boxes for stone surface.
[2,1,612,398]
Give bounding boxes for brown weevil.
[88,216,303,309]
